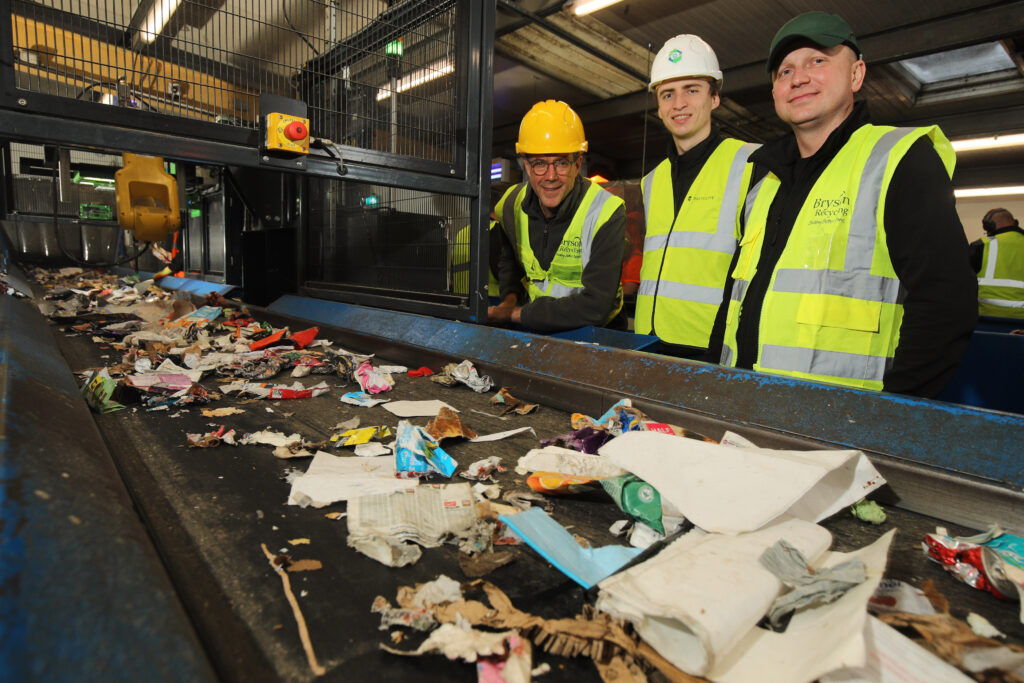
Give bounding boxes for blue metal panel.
[270,295,1024,489]
[0,297,216,682]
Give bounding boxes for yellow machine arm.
[115,153,180,242]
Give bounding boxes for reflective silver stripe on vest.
[742,177,767,228]
[720,344,734,366]
[759,344,889,382]
[641,170,656,220]
[979,298,1024,308]
[716,142,761,242]
[984,238,999,280]
[771,128,912,306]
[534,281,582,297]
[580,189,615,267]
[637,279,725,305]
[730,278,749,303]
[642,231,735,255]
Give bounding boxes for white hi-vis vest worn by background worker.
[497,180,625,323]
[636,139,759,348]
[720,125,956,391]
[977,231,1024,319]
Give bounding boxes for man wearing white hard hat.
[636,35,759,360]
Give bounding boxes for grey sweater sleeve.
[519,204,626,332]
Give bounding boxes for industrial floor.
[48,296,1024,682]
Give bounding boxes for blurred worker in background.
[489,100,626,332]
[452,184,507,299]
[718,11,976,397]
[970,208,1024,319]
[636,34,759,360]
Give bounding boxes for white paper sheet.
[596,517,832,677]
[599,431,884,534]
[819,616,972,683]
[708,531,896,683]
[287,451,412,507]
[383,400,459,417]
[469,426,537,443]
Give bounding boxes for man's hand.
[488,294,520,325]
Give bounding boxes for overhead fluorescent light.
[377,60,454,101]
[571,0,625,15]
[954,185,1024,198]
[139,0,183,45]
[951,133,1024,152]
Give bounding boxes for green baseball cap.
[767,11,860,76]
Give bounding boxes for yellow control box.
[264,112,310,154]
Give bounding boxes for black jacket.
[716,102,976,398]
[495,178,626,332]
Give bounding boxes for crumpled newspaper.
[431,360,493,393]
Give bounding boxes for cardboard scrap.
[394,579,691,681]
[426,407,478,442]
[201,406,245,417]
[490,388,538,416]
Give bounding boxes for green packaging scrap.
[601,474,664,534]
[850,498,886,525]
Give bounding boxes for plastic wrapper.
[356,360,396,394]
[600,474,664,534]
[395,420,457,477]
[923,532,1014,599]
[526,472,600,495]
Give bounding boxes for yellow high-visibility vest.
[636,139,758,347]
[721,125,955,391]
[496,181,624,323]
[978,231,1024,319]
[452,221,500,297]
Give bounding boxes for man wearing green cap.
[718,12,977,397]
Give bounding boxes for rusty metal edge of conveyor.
[267,294,1024,534]
[0,289,218,681]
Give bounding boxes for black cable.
[283,2,319,56]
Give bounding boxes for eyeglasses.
[525,157,576,176]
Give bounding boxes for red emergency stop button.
[284,120,307,141]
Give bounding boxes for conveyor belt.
[28,288,1024,681]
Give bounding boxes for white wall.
[955,196,1024,243]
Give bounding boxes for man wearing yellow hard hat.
[489,100,626,332]
[637,35,759,360]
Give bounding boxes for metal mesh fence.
[11,0,461,164]
[8,141,123,218]
[305,176,469,297]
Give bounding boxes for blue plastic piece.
[157,275,236,297]
[549,326,660,351]
[499,508,642,589]
[937,331,1024,414]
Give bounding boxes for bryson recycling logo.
[668,49,682,63]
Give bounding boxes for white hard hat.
[649,34,723,91]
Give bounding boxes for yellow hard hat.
[516,100,588,155]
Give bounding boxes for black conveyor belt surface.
[48,303,1024,682]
